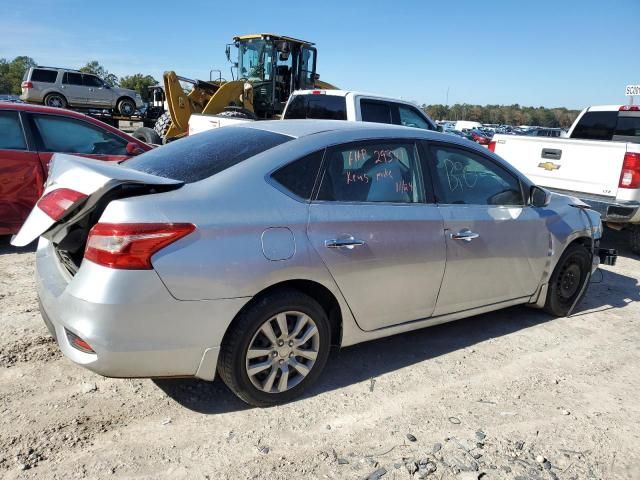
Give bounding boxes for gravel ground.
[0,230,639,480]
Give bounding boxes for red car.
[0,102,151,236]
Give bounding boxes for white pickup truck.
[490,104,640,252]
[188,89,439,135]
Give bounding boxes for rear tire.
[131,127,161,144]
[117,98,136,116]
[629,225,640,255]
[153,112,172,143]
[217,289,331,407]
[44,93,67,109]
[544,244,591,317]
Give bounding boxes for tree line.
[0,56,158,101]
[422,103,581,128]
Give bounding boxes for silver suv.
[20,66,143,116]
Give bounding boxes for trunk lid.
[11,153,182,247]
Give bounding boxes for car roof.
[0,102,148,147]
[291,89,422,106]
[588,105,626,112]
[235,119,438,139]
[0,101,93,118]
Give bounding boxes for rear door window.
[316,141,425,203]
[125,126,293,182]
[30,69,58,83]
[0,111,27,150]
[62,72,84,86]
[283,94,347,120]
[571,111,617,140]
[31,114,128,155]
[360,100,392,124]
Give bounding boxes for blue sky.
[1,0,637,109]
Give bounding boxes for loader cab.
[234,34,317,118]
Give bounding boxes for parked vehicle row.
[11,120,612,406]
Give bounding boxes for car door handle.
[324,236,366,249]
[450,230,479,242]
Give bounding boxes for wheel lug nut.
[278,340,284,346]
[288,340,294,347]
[289,352,293,358]
[278,359,284,365]
[271,351,277,357]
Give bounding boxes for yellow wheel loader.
[155,33,337,142]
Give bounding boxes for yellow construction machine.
[155,33,337,142]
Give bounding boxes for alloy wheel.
[245,311,320,394]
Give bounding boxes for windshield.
[238,39,273,82]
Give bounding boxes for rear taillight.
[488,141,496,152]
[21,81,33,89]
[85,223,196,270]
[619,152,640,189]
[37,188,88,220]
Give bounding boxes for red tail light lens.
[488,141,496,152]
[619,105,640,111]
[21,81,33,89]
[619,152,640,189]
[85,223,196,270]
[37,188,88,220]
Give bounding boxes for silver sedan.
[13,120,611,406]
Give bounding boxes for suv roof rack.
[36,66,82,73]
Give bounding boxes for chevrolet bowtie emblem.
[538,161,560,171]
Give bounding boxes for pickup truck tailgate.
[492,135,627,198]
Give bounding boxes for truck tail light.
[85,223,196,270]
[37,188,88,220]
[488,141,496,152]
[21,81,33,89]
[619,152,640,189]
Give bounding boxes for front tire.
[153,112,172,143]
[544,244,591,317]
[44,93,67,109]
[217,290,331,407]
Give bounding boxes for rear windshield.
[31,69,58,83]
[124,127,292,183]
[284,94,347,120]
[571,111,617,140]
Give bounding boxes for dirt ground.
[0,230,639,480]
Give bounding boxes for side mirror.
[103,84,110,89]
[436,125,443,132]
[313,73,320,81]
[126,142,144,156]
[530,185,551,207]
[225,44,232,62]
